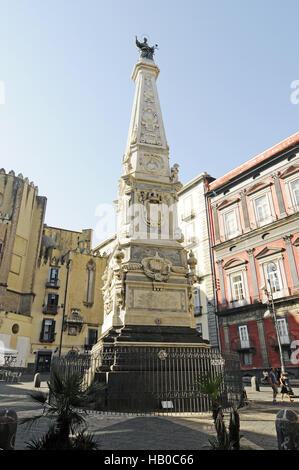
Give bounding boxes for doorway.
[36,351,53,372]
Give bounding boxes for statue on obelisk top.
[135,36,158,60]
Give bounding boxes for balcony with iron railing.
[279,334,291,346]
[181,210,196,222]
[229,297,249,308]
[232,338,256,354]
[45,279,60,289]
[42,304,59,315]
[185,236,198,246]
[269,334,291,350]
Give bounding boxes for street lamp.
[262,262,286,376]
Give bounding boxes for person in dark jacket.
[280,373,294,403]
[269,368,279,403]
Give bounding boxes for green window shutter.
[40,319,46,342]
[49,320,56,342]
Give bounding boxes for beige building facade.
[0,170,46,367]
[28,226,106,372]
[0,168,106,371]
[178,172,219,347]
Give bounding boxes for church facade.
[0,169,106,371]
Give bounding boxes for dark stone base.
[91,326,211,412]
[98,324,210,345]
[94,369,211,413]
[95,324,210,373]
[95,371,159,412]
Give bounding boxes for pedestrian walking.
[262,370,269,384]
[269,368,279,404]
[280,373,294,403]
[276,368,281,383]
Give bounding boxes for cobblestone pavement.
[238,385,299,450]
[0,376,298,451]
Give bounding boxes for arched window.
[84,260,95,306]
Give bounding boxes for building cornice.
[207,134,299,194]
[217,302,267,317]
[212,211,299,251]
[178,172,214,196]
[217,293,299,317]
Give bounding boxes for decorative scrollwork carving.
[141,252,172,282]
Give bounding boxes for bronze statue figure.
[135,36,158,60]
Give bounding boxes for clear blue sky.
[0,0,298,246]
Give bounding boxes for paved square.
[0,376,298,450]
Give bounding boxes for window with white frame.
[241,351,253,366]
[231,274,245,302]
[196,323,202,336]
[219,204,241,240]
[263,260,284,298]
[282,171,299,213]
[253,194,272,225]
[183,196,193,219]
[226,269,249,306]
[40,319,55,342]
[289,178,299,210]
[223,209,239,239]
[259,257,288,300]
[250,187,275,227]
[185,222,196,244]
[193,288,201,316]
[239,325,250,349]
[266,262,282,293]
[48,267,59,286]
[277,318,290,345]
[44,293,59,314]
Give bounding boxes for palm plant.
[208,406,242,451]
[21,368,106,450]
[228,406,241,450]
[195,371,224,422]
[209,408,231,450]
[195,372,242,450]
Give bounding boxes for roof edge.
[209,131,299,191]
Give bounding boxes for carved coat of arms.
[141,252,172,281]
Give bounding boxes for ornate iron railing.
[50,346,243,414]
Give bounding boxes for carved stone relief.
[139,153,165,175]
[122,262,142,271]
[141,251,172,281]
[139,74,162,146]
[122,153,132,174]
[144,89,154,103]
[131,246,183,266]
[128,286,187,312]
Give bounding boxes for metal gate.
[50,347,243,414]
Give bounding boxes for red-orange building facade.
[206,132,299,378]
